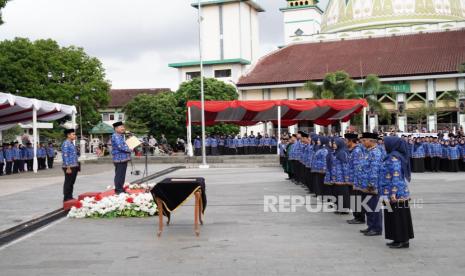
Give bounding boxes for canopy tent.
[90,122,114,134]
[0,92,77,172]
[185,99,368,156]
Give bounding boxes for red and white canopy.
[0,92,77,130]
[186,99,368,126]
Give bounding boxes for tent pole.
[277,105,281,155]
[72,111,77,146]
[362,107,367,133]
[32,107,38,173]
[187,106,193,157]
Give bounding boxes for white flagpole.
[198,0,208,168]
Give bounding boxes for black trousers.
[424,157,432,171]
[351,189,366,222]
[63,167,79,201]
[0,162,4,175]
[5,161,13,174]
[13,160,20,173]
[27,159,33,171]
[333,185,350,212]
[38,158,46,170]
[431,157,440,172]
[47,156,54,168]
[194,148,201,156]
[19,160,25,172]
[114,162,128,194]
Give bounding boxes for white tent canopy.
[0,92,77,172]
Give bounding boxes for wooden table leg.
[157,197,163,237]
[194,191,200,236]
[199,195,204,226]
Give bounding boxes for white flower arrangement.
[68,192,157,218]
[105,182,156,191]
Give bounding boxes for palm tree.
[304,71,358,99]
[305,72,392,128]
[361,74,393,123]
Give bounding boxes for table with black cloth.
[151,177,207,237]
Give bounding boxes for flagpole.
[198,0,209,169]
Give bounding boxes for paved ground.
[0,167,465,275]
[0,163,176,232]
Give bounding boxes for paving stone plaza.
[0,164,464,275]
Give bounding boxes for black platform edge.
[0,165,186,247]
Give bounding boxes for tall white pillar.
[187,107,193,157]
[277,106,281,155]
[459,114,465,132]
[396,93,407,133]
[341,121,350,135]
[427,79,437,132]
[32,106,38,173]
[428,114,437,132]
[362,107,367,133]
[71,111,77,146]
[369,115,378,133]
[398,115,407,132]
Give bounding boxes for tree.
[124,78,240,144]
[2,125,21,142]
[407,106,436,130]
[304,71,358,99]
[176,78,240,136]
[124,92,184,143]
[0,0,9,25]
[0,38,111,135]
[361,74,394,123]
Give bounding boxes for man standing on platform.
[111,121,131,194]
[62,129,79,201]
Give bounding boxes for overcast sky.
[0,0,329,91]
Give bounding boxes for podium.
[151,178,207,237]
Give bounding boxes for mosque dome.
[321,0,465,33]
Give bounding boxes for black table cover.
[151,178,207,219]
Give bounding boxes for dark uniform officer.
[62,129,79,201]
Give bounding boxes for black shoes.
[389,242,409,249]
[360,228,370,233]
[348,219,365,224]
[364,230,382,236]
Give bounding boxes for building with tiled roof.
[170,0,465,132]
[237,29,465,132]
[99,88,170,126]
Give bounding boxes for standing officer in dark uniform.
[62,129,79,201]
[0,144,4,176]
[46,142,55,169]
[111,121,132,194]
